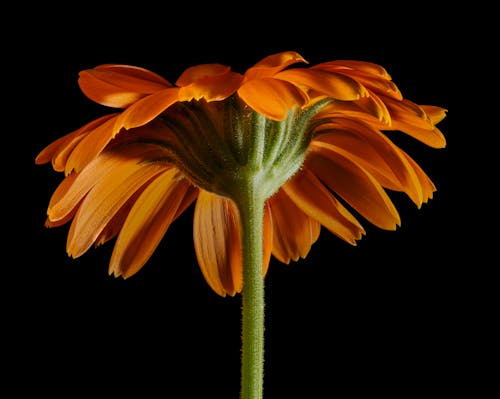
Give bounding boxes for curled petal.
[243,51,308,80]
[268,189,320,264]
[78,64,171,108]
[238,78,308,120]
[275,68,368,101]
[109,169,197,278]
[307,144,401,230]
[178,70,243,102]
[193,191,242,297]
[420,105,447,125]
[283,169,365,244]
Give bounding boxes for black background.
[8,3,488,398]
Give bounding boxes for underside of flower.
[153,95,333,201]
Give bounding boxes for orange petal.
[35,131,85,171]
[237,78,308,120]
[397,149,437,204]
[306,145,401,230]
[275,68,368,101]
[313,61,402,100]
[44,172,80,227]
[319,97,389,125]
[314,60,393,79]
[386,97,433,128]
[66,160,168,258]
[282,169,365,245]
[97,178,200,247]
[262,202,273,277]
[243,51,307,80]
[35,114,117,171]
[109,169,196,278]
[193,191,242,297]
[176,63,231,86]
[178,70,243,102]
[313,117,424,206]
[94,189,143,247]
[64,114,119,174]
[378,97,447,148]
[78,64,171,108]
[420,105,447,125]
[268,189,320,264]
[113,87,181,133]
[391,120,447,149]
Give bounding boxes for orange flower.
[36,51,446,297]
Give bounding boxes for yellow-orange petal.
[113,87,181,133]
[94,189,142,247]
[268,189,320,264]
[243,51,308,81]
[307,144,401,230]
[66,160,168,258]
[275,68,368,101]
[78,64,171,108]
[109,169,197,278]
[49,145,167,222]
[193,191,242,297]
[97,178,201,247]
[283,169,365,244]
[237,78,308,120]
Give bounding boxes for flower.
[36,51,446,297]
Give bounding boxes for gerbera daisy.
[35,51,446,399]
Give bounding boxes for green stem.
[236,186,265,399]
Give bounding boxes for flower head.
[36,51,446,296]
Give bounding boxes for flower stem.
[236,187,265,399]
